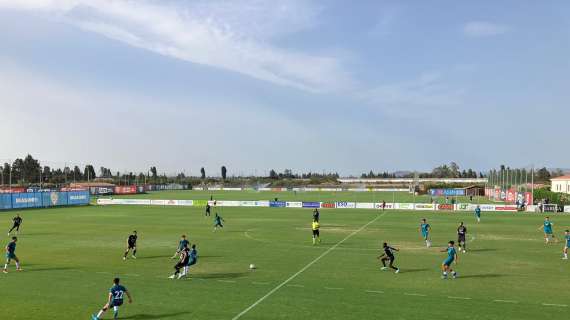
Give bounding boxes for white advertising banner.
[176,200,194,206]
[286,202,303,208]
[355,202,375,209]
[223,188,243,191]
[220,201,241,207]
[150,200,168,206]
[396,203,414,210]
[240,201,258,207]
[374,203,395,209]
[336,202,356,209]
[414,203,435,210]
[97,199,113,205]
[256,201,270,207]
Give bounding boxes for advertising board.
[286,202,303,208]
[437,204,455,210]
[374,202,394,209]
[336,202,356,209]
[414,203,435,210]
[302,202,320,208]
[356,202,375,209]
[270,201,287,208]
[321,202,336,209]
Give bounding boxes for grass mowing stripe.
[232,212,387,320]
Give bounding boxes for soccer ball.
[249,264,256,270]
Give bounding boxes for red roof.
[551,175,570,180]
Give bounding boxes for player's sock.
[312,237,315,245]
[15,262,20,270]
[97,310,105,318]
[3,264,7,269]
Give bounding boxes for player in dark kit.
[205,203,211,217]
[7,214,22,236]
[378,242,400,273]
[313,208,320,222]
[457,222,467,253]
[123,231,138,260]
[92,277,132,320]
[169,247,190,279]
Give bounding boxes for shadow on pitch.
[192,272,248,280]
[122,312,189,319]
[460,274,504,279]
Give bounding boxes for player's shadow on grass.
[460,274,504,279]
[122,312,189,319]
[193,272,248,279]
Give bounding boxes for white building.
[551,175,570,194]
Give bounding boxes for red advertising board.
[114,186,138,195]
[0,187,26,193]
[321,202,336,208]
[438,204,454,210]
[495,205,518,211]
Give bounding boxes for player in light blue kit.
[440,241,458,279]
[538,216,556,244]
[562,230,569,260]
[419,218,431,247]
[92,278,132,320]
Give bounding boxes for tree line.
[0,155,233,186]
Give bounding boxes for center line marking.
[365,290,384,294]
[404,293,427,297]
[493,299,518,304]
[232,212,388,320]
[448,296,471,300]
[542,303,567,307]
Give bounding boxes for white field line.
[365,290,384,294]
[448,296,472,300]
[286,284,305,288]
[541,303,567,307]
[232,212,388,320]
[493,299,518,304]
[404,293,427,297]
[324,287,344,290]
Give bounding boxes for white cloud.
[0,0,351,92]
[463,21,509,37]
[360,72,465,117]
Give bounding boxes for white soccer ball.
[249,264,256,270]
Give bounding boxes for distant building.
[550,175,570,194]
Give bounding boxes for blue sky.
[0,0,568,176]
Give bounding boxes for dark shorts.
[385,255,395,262]
[128,244,136,249]
[188,260,196,267]
[110,300,123,307]
[175,262,186,269]
[458,236,466,242]
[312,230,319,236]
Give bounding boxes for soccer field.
[1,204,569,320]
[104,189,495,204]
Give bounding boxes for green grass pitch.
[0,198,568,319]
